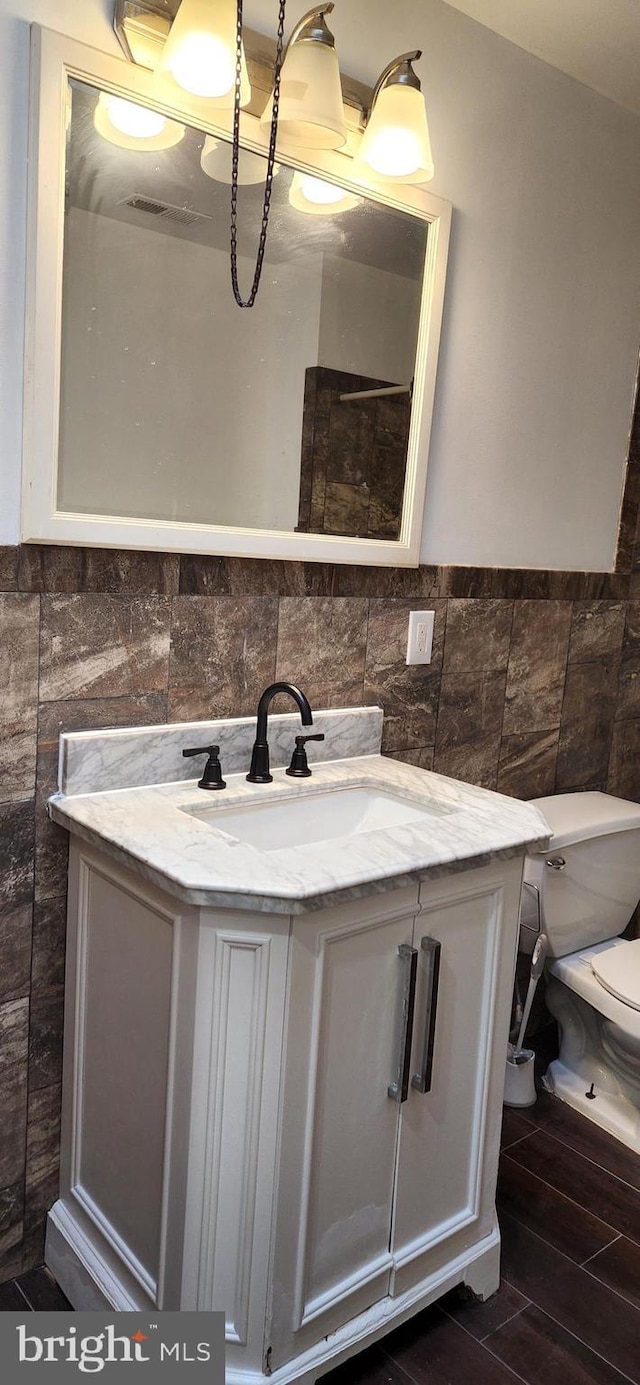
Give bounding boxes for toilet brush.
[504,933,548,1107]
[514,933,548,1057]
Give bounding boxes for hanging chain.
[230,0,288,307]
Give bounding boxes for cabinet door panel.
[391,878,503,1282]
[271,892,419,1365]
[73,861,175,1300]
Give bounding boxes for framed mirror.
[22,27,451,566]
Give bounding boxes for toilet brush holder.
[504,1043,537,1108]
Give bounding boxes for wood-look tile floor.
[2,1093,639,1384]
[323,1091,640,1385]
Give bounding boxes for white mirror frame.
[22,25,452,567]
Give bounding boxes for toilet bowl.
[522,792,640,1152]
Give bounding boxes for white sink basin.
[181,786,451,853]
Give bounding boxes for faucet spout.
[247,682,314,784]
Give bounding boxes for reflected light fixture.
[260,4,346,150]
[93,92,185,150]
[288,170,357,215]
[201,134,280,185]
[358,52,434,183]
[113,3,436,306]
[159,0,251,105]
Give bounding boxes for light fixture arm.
[286,3,336,51]
[366,49,422,118]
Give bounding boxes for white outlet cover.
[406,610,435,666]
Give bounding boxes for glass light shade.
[358,83,434,183]
[201,135,279,185]
[159,0,251,106]
[260,39,346,150]
[288,170,357,215]
[93,93,185,150]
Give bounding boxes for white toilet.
[522,791,640,1152]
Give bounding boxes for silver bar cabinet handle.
[412,936,441,1094]
[388,944,418,1103]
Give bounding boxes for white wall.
[59,209,323,531]
[318,256,420,385]
[2,0,640,567]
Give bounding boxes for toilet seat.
[590,938,640,1012]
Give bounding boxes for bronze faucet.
[247,683,313,783]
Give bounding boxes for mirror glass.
[58,79,429,541]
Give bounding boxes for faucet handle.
[286,733,325,778]
[182,744,227,791]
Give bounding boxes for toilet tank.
[523,792,640,958]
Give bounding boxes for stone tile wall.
[1,542,639,1280]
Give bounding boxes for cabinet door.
[391,861,521,1296]
[269,887,420,1369]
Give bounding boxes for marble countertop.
[49,753,551,914]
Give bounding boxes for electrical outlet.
[406,610,435,666]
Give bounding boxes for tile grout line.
[580,1243,640,1311]
[379,1308,533,1385]
[606,602,630,787]
[435,1308,532,1385]
[12,1280,33,1312]
[496,598,516,785]
[501,1203,640,1316]
[21,590,43,1277]
[580,1232,622,1267]
[519,1120,640,1198]
[500,1129,539,1154]
[376,1344,422,1385]
[499,1272,640,1385]
[499,1149,627,1249]
[478,1301,531,1344]
[552,600,573,795]
[439,1295,532,1347]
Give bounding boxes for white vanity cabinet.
[48,837,522,1385]
[269,859,521,1372]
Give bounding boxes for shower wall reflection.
[297,368,411,540]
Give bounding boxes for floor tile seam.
[451,1331,530,1385]
[440,1296,532,1346]
[578,1245,640,1315]
[13,1280,33,1311]
[380,1308,530,1385]
[498,1152,623,1245]
[500,1205,631,1280]
[580,1232,623,1268]
[502,1141,640,1230]
[499,1130,538,1154]
[478,1302,532,1343]
[376,1342,425,1385]
[483,1297,639,1385]
[528,1124,640,1197]
[534,1174,640,1249]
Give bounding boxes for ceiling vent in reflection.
[120,195,212,227]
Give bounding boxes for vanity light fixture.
[260,4,346,150]
[158,0,251,105]
[93,92,185,149]
[201,134,279,184]
[288,170,357,215]
[112,3,436,305]
[358,52,434,183]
